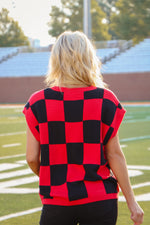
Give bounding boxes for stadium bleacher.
[0,38,150,77]
[102,38,150,74]
[0,52,51,77]
[0,47,19,63]
[0,48,117,77]
[96,48,120,63]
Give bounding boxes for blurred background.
[0,0,150,102]
[0,1,150,225]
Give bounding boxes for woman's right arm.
[105,134,144,225]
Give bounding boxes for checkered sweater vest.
[23,86,126,206]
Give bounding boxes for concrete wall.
[104,72,150,101]
[0,72,150,103]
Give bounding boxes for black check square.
[103,127,114,145]
[67,143,83,164]
[48,121,66,144]
[102,99,116,126]
[40,185,52,197]
[44,88,64,100]
[67,181,88,201]
[64,100,83,122]
[50,165,67,186]
[31,100,47,123]
[84,88,104,99]
[103,177,118,194]
[41,144,49,166]
[83,120,100,143]
[84,164,102,181]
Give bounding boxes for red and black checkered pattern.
[23,86,125,205]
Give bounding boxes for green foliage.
[0,8,29,47]
[97,0,118,19]
[91,0,111,40]
[110,0,150,43]
[48,0,111,41]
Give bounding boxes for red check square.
[83,143,101,164]
[39,166,50,186]
[51,183,69,199]
[83,99,102,120]
[67,164,85,182]
[46,100,65,121]
[65,122,83,143]
[49,144,67,165]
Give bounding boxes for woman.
[23,31,144,225]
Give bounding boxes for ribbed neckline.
[51,86,96,92]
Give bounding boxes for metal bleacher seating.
[0,48,118,77]
[102,38,150,74]
[96,48,120,63]
[0,51,51,77]
[0,38,149,77]
[0,47,19,63]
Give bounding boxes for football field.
[0,103,150,225]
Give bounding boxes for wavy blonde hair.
[46,31,106,88]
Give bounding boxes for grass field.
[0,104,150,225]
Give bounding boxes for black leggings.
[40,199,118,225]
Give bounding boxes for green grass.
[0,104,150,224]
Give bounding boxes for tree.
[97,0,117,20]
[0,8,29,47]
[48,0,111,41]
[91,0,111,41]
[96,0,118,38]
[110,0,150,43]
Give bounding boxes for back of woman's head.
[46,31,105,88]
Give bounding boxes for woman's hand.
[128,200,144,224]
[105,134,144,224]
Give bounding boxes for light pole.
[83,0,92,39]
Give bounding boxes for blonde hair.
[46,31,106,88]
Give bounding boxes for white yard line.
[128,170,143,177]
[0,105,23,109]
[0,207,41,222]
[0,131,25,137]
[0,188,38,194]
[2,143,21,148]
[0,168,32,180]
[0,121,24,124]
[0,163,23,172]
[119,193,150,202]
[16,160,27,164]
[123,118,150,123]
[132,182,150,189]
[123,104,150,107]
[0,176,39,188]
[0,154,25,160]
[127,165,150,170]
[120,135,150,142]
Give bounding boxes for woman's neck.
[58,83,89,88]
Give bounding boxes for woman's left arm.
[105,134,144,225]
[26,125,40,176]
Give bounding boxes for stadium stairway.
[102,38,150,74]
[0,47,20,64]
